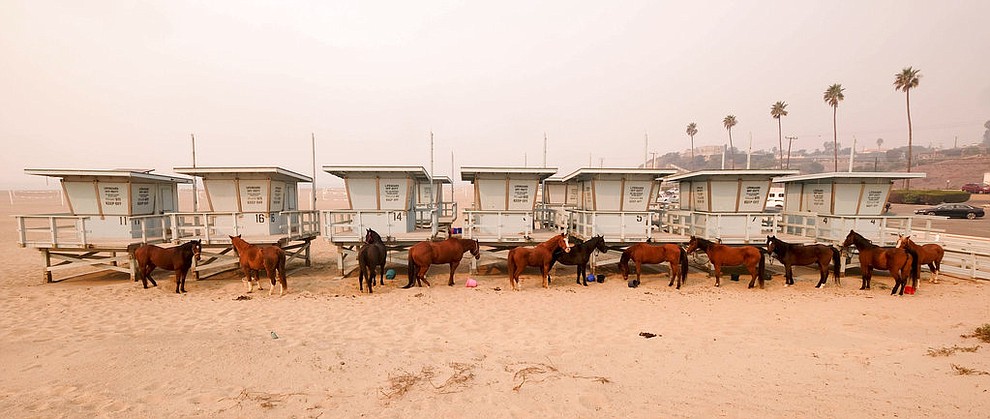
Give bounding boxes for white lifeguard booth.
[14,169,190,283]
[663,169,798,244]
[321,165,456,275]
[172,166,320,276]
[773,172,929,246]
[538,177,579,230]
[460,166,559,244]
[557,167,678,243]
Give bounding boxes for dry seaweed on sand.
[961,324,990,343]
[925,345,980,357]
[506,360,610,391]
[217,389,306,410]
[951,364,990,376]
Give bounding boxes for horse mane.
[537,234,567,249]
[847,231,878,249]
[366,229,383,244]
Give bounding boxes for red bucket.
[904,286,915,295]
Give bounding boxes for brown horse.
[230,235,287,296]
[404,237,481,288]
[685,236,766,288]
[841,230,919,295]
[619,241,689,289]
[506,233,571,290]
[131,240,202,293]
[765,236,841,288]
[896,234,945,285]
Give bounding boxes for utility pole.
[190,133,198,212]
[311,133,317,210]
[785,136,798,169]
[543,132,548,168]
[644,132,649,168]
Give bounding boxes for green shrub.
[889,189,971,205]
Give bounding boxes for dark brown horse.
[131,240,202,294]
[685,236,766,288]
[765,236,841,288]
[230,235,287,296]
[404,237,480,288]
[841,230,919,295]
[506,233,571,291]
[357,229,387,293]
[619,241,689,289]
[896,234,945,285]
[548,235,608,286]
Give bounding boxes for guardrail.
[567,209,660,241]
[463,209,553,241]
[169,210,321,244]
[14,213,172,248]
[663,210,778,244]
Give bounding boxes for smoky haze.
[2,0,989,189]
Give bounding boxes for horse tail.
[507,249,517,285]
[618,248,631,277]
[679,246,689,279]
[758,248,766,284]
[404,249,417,289]
[904,246,921,284]
[277,248,287,280]
[831,246,842,280]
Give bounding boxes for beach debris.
[493,287,502,291]
[217,389,305,410]
[270,331,279,340]
[951,364,989,376]
[506,360,610,392]
[414,293,424,298]
[381,362,477,401]
[961,323,990,343]
[926,345,980,357]
[639,332,659,339]
[234,295,252,301]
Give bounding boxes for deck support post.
[42,249,53,284]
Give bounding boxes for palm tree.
[894,67,921,189]
[876,137,884,151]
[770,101,788,169]
[823,84,845,171]
[722,115,737,169]
[686,123,698,168]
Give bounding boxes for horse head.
[191,239,202,262]
[685,236,702,253]
[593,235,608,254]
[765,235,778,253]
[229,235,245,252]
[555,233,571,253]
[841,230,859,249]
[365,229,383,244]
[470,239,481,260]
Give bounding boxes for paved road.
[890,194,990,237]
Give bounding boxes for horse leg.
[928,262,937,284]
[542,263,550,288]
[448,261,460,286]
[747,265,758,289]
[358,265,365,292]
[174,270,182,294]
[179,269,188,293]
[267,267,278,296]
[416,263,430,287]
[243,266,255,293]
[635,261,643,288]
[379,261,386,286]
[367,266,375,294]
[142,264,157,288]
[861,267,871,290]
[713,264,721,287]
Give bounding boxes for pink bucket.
[465,278,478,288]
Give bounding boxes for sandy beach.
[1,198,989,418]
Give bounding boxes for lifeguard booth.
[172,166,320,276]
[663,169,798,244]
[557,167,678,243]
[773,172,928,245]
[460,166,560,243]
[538,177,579,230]
[14,169,190,283]
[321,165,456,275]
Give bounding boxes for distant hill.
[908,156,990,190]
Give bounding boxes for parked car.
[961,183,990,194]
[914,203,985,219]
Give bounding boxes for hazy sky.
[2,1,989,188]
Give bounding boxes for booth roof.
[174,166,312,183]
[321,165,431,182]
[666,169,799,182]
[772,171,927,183]
[460,166,558,182]
[560,167,678,182]
[25,168,192,184]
